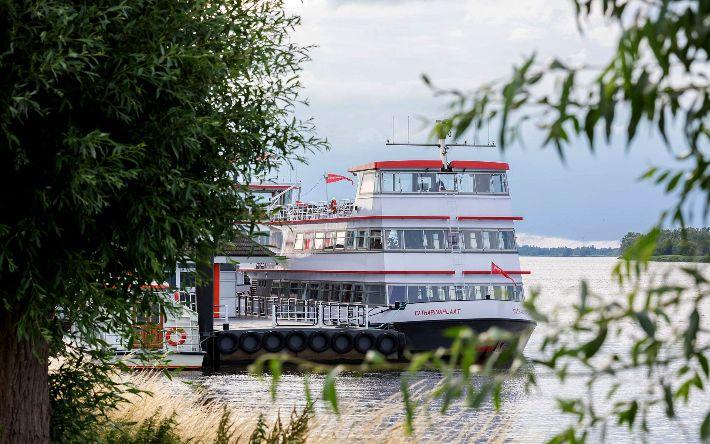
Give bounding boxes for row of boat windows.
[255,280,387,305]
[360,171,508,195]
[291,228,517,252]
[388,284,523,303]
[254,280,523,305]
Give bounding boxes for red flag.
[295,200,308,207]
[491,262,514,282]
[325,173,354,184]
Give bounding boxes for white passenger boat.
[244,141,536,354]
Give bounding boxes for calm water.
[176,257,709,443]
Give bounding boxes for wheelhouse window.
[458,173,475,192]
[475,173,492,193]
[381,172,397,193]
[437,174,456,192]
[416,173,437,192]
[377,171,508,195]
[491,174,507,193]
[359,172,377,194]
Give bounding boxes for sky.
[275,0,693,247]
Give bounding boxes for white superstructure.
[246,159,535,351]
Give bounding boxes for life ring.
[165,327,187,346]
[329,199,337,213]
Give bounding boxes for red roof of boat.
[348,160,509,173]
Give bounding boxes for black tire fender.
[331,332,354,354]
[217,332,239,355]
[285,331,308,353]
[308,331,329,353]
[376,332,397,356]
[262,331,285,353]
[354,332,375,354]
[240,332,262,354]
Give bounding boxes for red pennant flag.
[325,173,354,184]
[295,200,308,207]
[491,262,514,282]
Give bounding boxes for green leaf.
[492,382,502,410]
[666,172,683,192]
[634,311,655,339]
[401,377,414,435]
[268,359,282,400]
[698,354,709,378]
[664,383,675,418]
[617,400,638,428]
[550,58,569,70]
[701,411,710,442]
[582,326,607,359]
[684,308,700,358]
[322,369,340,415]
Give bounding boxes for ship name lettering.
[414,308,462,316]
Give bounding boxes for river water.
[176,257,709,443]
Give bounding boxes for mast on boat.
[385,119,496,169]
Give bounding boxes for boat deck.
[214,318,369,331]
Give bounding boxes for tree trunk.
[0,312,50,444]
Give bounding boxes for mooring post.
[195,259,215,363]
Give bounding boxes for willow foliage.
[0,0,324,441]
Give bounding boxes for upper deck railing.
[271,199,355,222]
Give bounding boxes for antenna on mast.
[407,115,410,143]
[392,116,395,143]
[385,117,496,170]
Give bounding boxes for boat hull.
[387,318,535,352]
[114,350,205,370]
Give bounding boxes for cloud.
[517,233,620,249]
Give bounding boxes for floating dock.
[201,296,407,370]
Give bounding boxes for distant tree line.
[518,245,620,257]
[620,227,710,259]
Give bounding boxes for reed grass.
[101,371,470,443]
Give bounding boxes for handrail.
[271,199,355,222]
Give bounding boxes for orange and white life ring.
[165,327,187,346]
